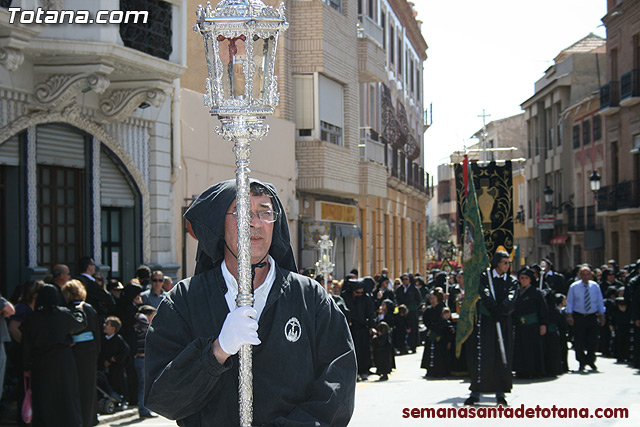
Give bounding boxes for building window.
[593,115,602,141]
[381,12,386,49]
[389,26,394,65]
[548,127,554,150]
[322,0,342,12]
[572,125,580,148]
[37,165,84,275]
[319,74,344,146]
[583,119,591,145]
[120,0,172,60]
[557,122,562,146]
[102,208,123,280]
[397,36,402,77]
[528,139,532,158]
[294,74,314,137]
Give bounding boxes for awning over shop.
[550,235,569,245]
[334,224,362,238]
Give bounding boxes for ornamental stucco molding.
[98,87,167,123]
[34,72,110,110]
[0,47,25,71]
[0,105,151,262]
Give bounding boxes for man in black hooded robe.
[144,179,356,426]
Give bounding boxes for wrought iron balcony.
[120,0,172,61]
[596,180,640,212]
[620,69,640,106]
[600,81,620,114]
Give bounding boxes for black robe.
[421,315,453,377]
[69,301,102,427]
[342,291,376,376]
[371,333,393,375]
[145,178,356,426]
[512,285,548,378]
[21,305,86,427]
[466,270,517,394]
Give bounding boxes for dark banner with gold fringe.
[454,161,514,258]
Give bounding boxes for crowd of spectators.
[0,258,173,426]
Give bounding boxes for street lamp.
[543,186,553,214]
[315,235,335,291]
[194,2,288,425]
[589,170,601,195]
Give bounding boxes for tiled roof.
[554,33,606,63]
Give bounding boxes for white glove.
[217,306,261,355]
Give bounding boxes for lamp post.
[315,235,335,291]
[589,170,601,201]
[194,2,288,425]
[543,186,553,215]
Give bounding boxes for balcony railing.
[600,81,620,110]
[359,127,385,164]
[597,180,640,212]
[357,14,384,47]
[120,0,173,61]
[621,69,640,103]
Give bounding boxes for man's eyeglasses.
[500,260,511,265]
[226,210,279,223]
[152,279,164,283]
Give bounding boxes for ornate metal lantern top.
[315,235,335,290]
[194,0,288,118]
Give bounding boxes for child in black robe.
[98,316,131,402]
[422,307,454,378]
[372,322,393,380]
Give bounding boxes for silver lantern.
[315,235,335,291]
[194,2,288,426]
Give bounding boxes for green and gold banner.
[454,160,514,258]
[455,156,490,358]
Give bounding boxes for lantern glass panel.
[218,35,247,99]
[252,36,274,100]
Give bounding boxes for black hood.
[184,178,297,276]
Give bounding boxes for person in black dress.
[512,268,548,378]
[63,279,102,427]
[371,322,393,380]
[20,284,87,427]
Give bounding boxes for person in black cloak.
[342,278,376,381]
[20,283,86,427]
[421,289,451,378]
[512,268,548,379]
[464,250,518,407]
[145,179,356,426]
[62,279,102,427]
[371,321,393,380]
